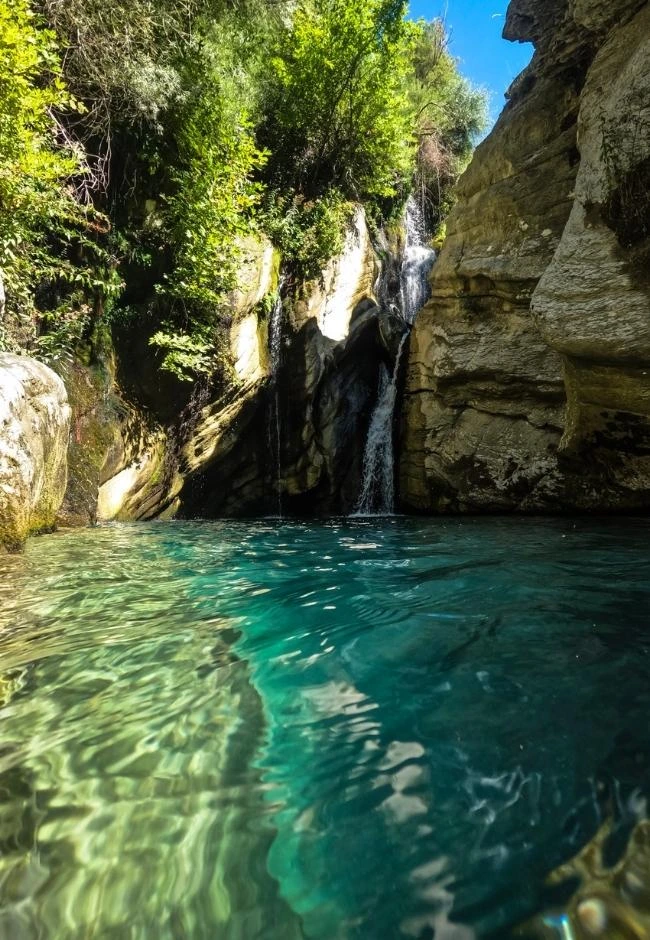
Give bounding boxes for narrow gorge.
[3,0,648,548]
[402,0,650,512]
[1,1,650,937]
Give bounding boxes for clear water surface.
[0,517,649,939]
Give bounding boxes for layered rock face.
[400,0,650,511]
[175,209,404,517]
[0,354,70,551]
[95,236,278,523]
[95,210,399,519]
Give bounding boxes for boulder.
[0,354,70,551]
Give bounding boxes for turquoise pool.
[0,518,649,938]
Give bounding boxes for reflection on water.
[0,518,649,938]
[0,527,300,940]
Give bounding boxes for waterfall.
[399,196,436,325]
[354,333,409,515]
[354,197,436,515]
[268,284,284,517]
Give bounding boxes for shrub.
[260,0,416,204]
[0,0,119,351]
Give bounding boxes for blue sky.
[408,0,534,124]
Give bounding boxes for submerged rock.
[517,819,650,938]
[0,353,70,551]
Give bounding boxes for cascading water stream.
[268,282,285,517]
[399,197,436,326]
[354,333,409,515]
[355,197,436,515]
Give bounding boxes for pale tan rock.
[97,428,169,522]
[97,235,278,522]
[400,37,576,510]
[229,234,279,384]
[400,0,650,512]
[292,207,378,340]
[231,313,267,383]
[171,208,386,517]
[533,3,650,362]
[0,354,70,551]
[229,235,277,316]
[532,1,650,497]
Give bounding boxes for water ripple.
[0,517,649,938]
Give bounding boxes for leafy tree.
[149,51,268,380]
[0,0,118,353]
[407,20,488,235]
[257,0,422,278]
[27,0,287,377]
[0,0,487,378]
[35,0,288,194]
[261,0,416,202]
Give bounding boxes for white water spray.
[355,197,435,515]
[399,197,436,325]
[268,283,285,517]
[354,333,409,515]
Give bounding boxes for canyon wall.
[400,0,650,511]
[172,209,405,517]
[93,210,404,520]
[21,0,650,538]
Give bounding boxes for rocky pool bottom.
[0,518,649,939]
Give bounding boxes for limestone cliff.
[93,209,400,519]
[400,0,650,511]
[94,235,279,523]
[173,209,404,517]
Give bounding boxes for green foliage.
[0,0,487,380]
[36,0,288,192]
[0,0,120,353]
[141,27,270,380]
[256,0,422,281]
[406,19,488,234]
[262,0,416,204]
[32,299,92,365]
[263,190,354,279]
[148,328,214,382]
[162,76,267,312]
[39,0,285,120]
[258,6,486,273]
[38,0,192,124]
